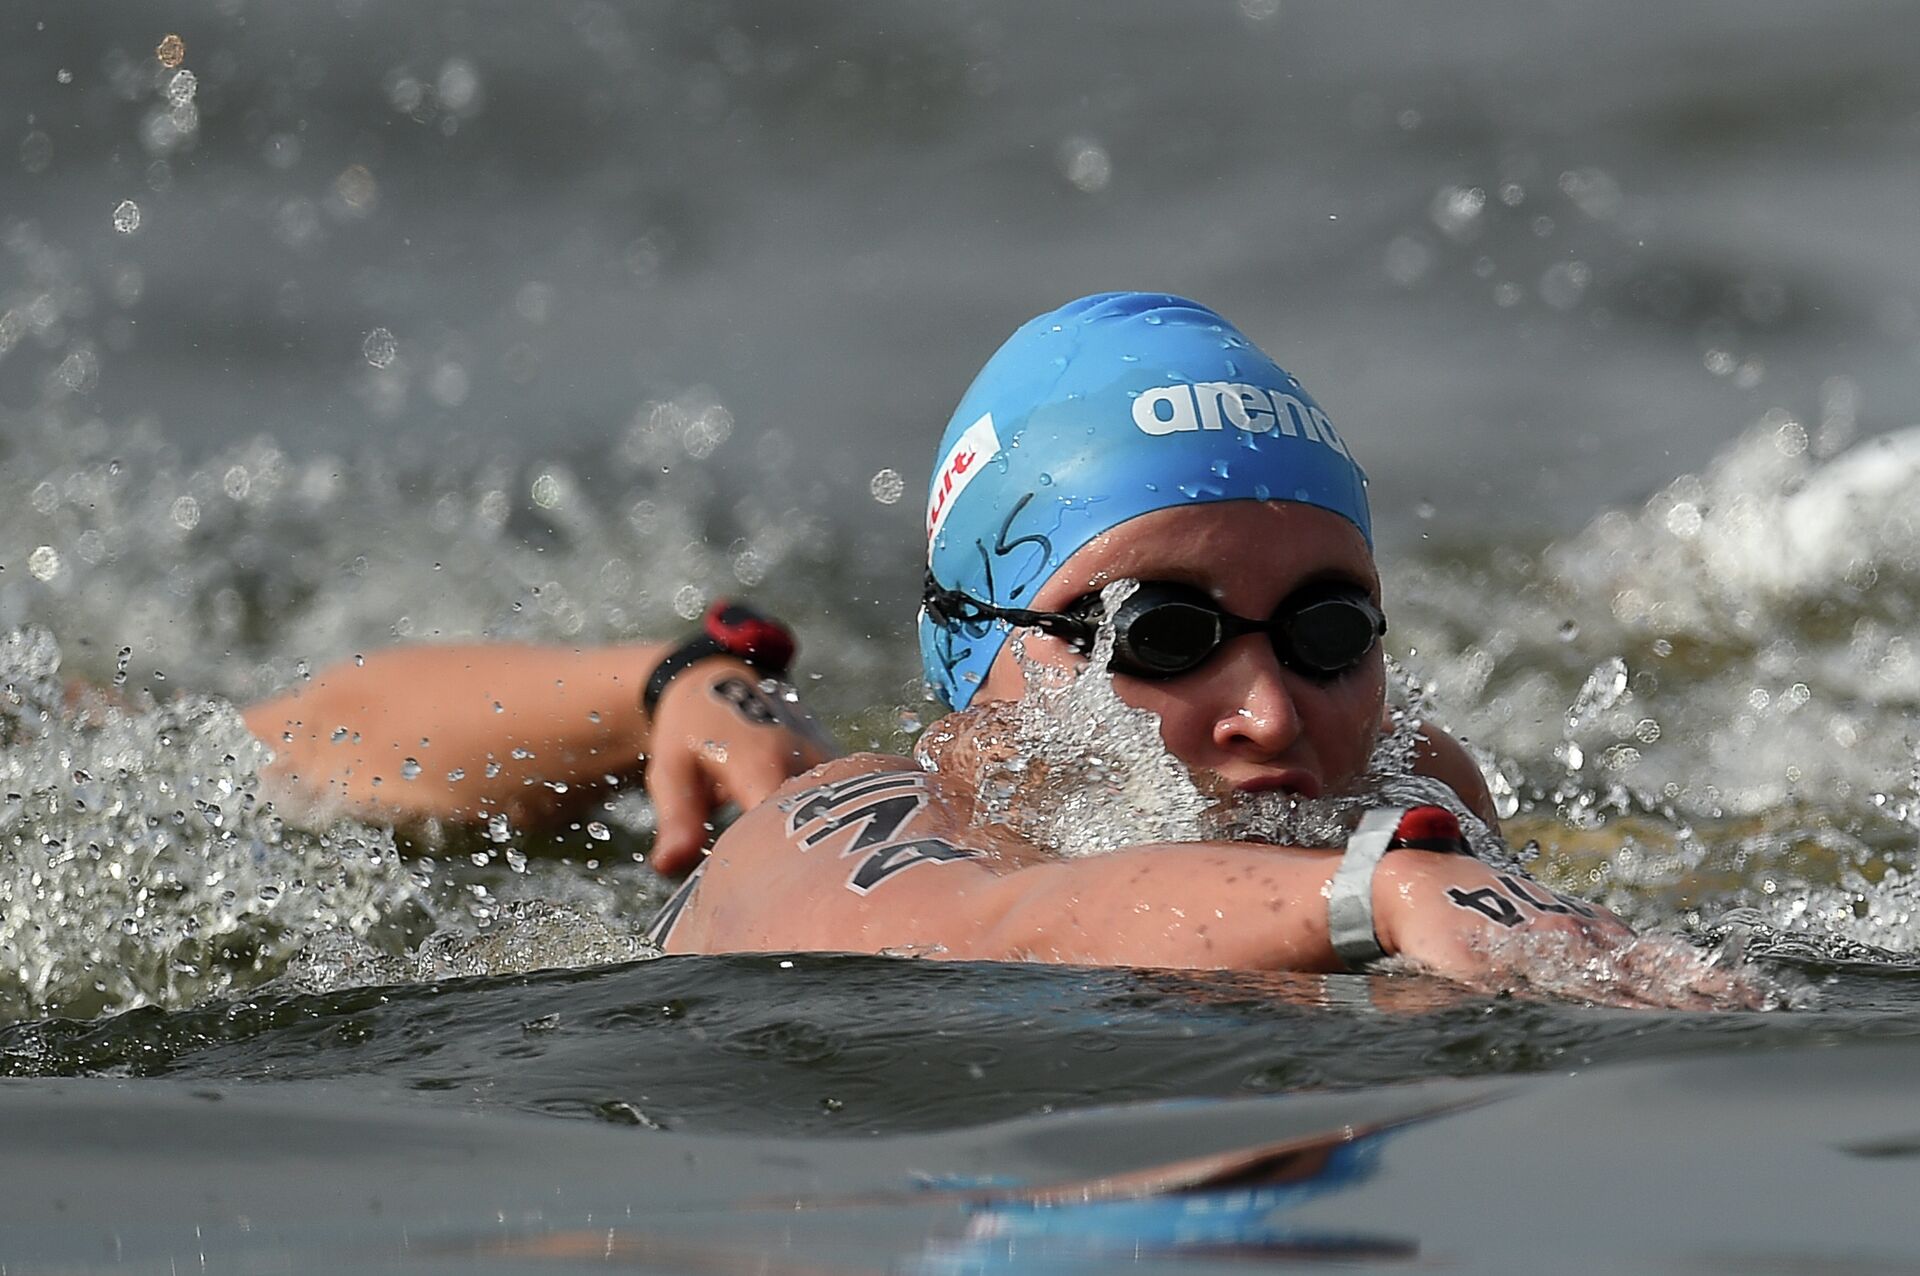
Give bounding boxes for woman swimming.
[649,293,1653,985]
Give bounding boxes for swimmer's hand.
[1377,853,1782,1010]
[643,662,837,877]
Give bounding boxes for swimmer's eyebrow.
[1290,567,1382,602]
[1069,567,1381,609]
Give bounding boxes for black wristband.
[642,600,796,716]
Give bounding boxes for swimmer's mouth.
[1232,771,1320,799]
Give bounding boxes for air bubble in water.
[113,200,141,234]
[361,327,397,368]
[167,69,198,107]
[869,468,904,504]
[155,34,186,68]
[27,546,61,581]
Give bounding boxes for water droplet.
[586,821,610,841]
[1209,459,1231,479]
[362,327,397,368]
[1557,620,1580,642]
[330,727,349,743]
[868,468,904,504]
[112,200,141,234]
[1143,314,1163,325]
[1057,136,1112,193]
[56,68,72,84]
[399,758,422,781]
[27,545,61,581]
[1036,471,1054,487]
[1429,184,1487,240]
[166,70,198,107]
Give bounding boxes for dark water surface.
[7,953,1920,1137]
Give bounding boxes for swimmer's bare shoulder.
[660,753,1041,957]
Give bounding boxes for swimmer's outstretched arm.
[667,757,1757,1008]
[242,643,833,869]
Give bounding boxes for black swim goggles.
[923,573,1386,682]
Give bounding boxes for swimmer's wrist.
[640,600,798,719]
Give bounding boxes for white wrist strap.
[1326,807,1405,971]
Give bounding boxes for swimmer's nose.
[1211,641,1304,758]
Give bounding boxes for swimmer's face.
[976,501,1386,801]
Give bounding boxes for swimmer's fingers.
[643,663,837,877]
[644,742,719,878]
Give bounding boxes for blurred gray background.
[5,0,1919,550]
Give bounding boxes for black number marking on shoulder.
[847,837,981,894]
[777,771,983,895]
[781,772,925,836]
[782,772,929,857]
[1497,874,1600,920]
[711,675,781,727]
[1445,886,1526,928]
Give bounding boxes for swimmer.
[652,293,1659,988]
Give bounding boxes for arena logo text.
[1130,382,1351,459]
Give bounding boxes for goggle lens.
[1096,583,1383,681]
[1282,596,1383,676]
[1120,600,1224,674]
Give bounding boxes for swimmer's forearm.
[963,842,1348,970]
[243,643,667,823]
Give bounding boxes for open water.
[5,3,1920,1269]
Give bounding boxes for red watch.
[642,600,797,716]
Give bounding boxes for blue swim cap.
[919,292,1371,709]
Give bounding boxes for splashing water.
[0,628,420,1019]
[1399,412,1920,952]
